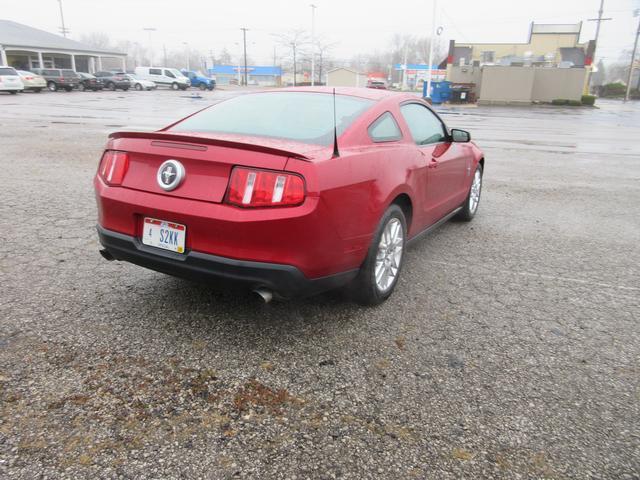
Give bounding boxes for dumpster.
[423,80,452,104]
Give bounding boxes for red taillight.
[98,151,129,186]
[25,76,33,80]
[225,167,305,208]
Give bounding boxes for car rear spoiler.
[108,131,311,161]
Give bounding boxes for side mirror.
[451,129,471,143]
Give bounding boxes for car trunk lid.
[108,131,326,203]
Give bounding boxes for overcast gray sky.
[3,0,639,65]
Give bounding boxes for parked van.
[134,67,190,90]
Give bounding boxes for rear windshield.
[0,67,17,75]
[170,92,374,146]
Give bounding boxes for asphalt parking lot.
[1,89,639,479]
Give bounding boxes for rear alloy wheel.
[78,83,86,91]
[199,83,207,90]
[135,83,143,91]
[349,204,406,305]
[457,164,483,221]
[47,81,57,92]
[171,82,179,90]
[107,82,116,91]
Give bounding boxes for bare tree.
[273,29,309,86]
[217,48,232,65]
[315,38,338,84]
[80,32,112,50]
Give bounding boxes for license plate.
[142,218,186,253]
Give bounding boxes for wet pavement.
[1,89,639,479]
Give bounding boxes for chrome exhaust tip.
[99,249,115,261]
[253,288,273,304]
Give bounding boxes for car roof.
[276,86,401,101]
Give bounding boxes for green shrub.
[600,82,627,97]
[568,100,582,106]
[551,99,569,105]
[581,94,596,106]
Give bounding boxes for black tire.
[135,83,143,91]
[198,83,206,90]
[456,164,483,222]
[180,85,188,90]
[64,86,73,92]
[9,90,17,94]
[171,82,179,90]
[47,81,58,92]
[78,83,86,91]
[348,204,407,306]
[107,82,116,91]
[34,88,42,93]
[122,87,129,91]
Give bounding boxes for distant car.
[181,70,215,90]
[94,88,484,305]
[16,70,46,92]
[0,67,24,94]
[77,72,103,91]
[31,68,78,91]
[134,67,190,90]
[126,74,157,91]
[94,71,131,91]
[367,80,387,89]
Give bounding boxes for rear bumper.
[97,225,357,298]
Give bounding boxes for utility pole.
[625,9,640,102]
[426,0,437,98]
[57,0,70,37]
[240,28,249,86]
[587,0,612,92]
[310,4,317,86]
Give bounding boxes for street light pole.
[143,28,156,65]
[183,42,190,70]
[240,28,249,86]
[624,9,640,102]
[310,4,317,86]
[426,0,437,98]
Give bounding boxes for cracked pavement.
[0,90,639,479]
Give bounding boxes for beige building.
[445,23,596,104]
[326,67,368,88]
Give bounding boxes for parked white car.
[17,70,47,92]
[0,67,24,94]
[126,74,157,91]
[134,67,190,90]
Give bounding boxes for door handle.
[428,158,439,169]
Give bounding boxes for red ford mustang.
[95,87,484,304]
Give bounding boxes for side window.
[149,68,161,75]
[400,103,447,146]
[164,70,175,78]
[368,112,402,142]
